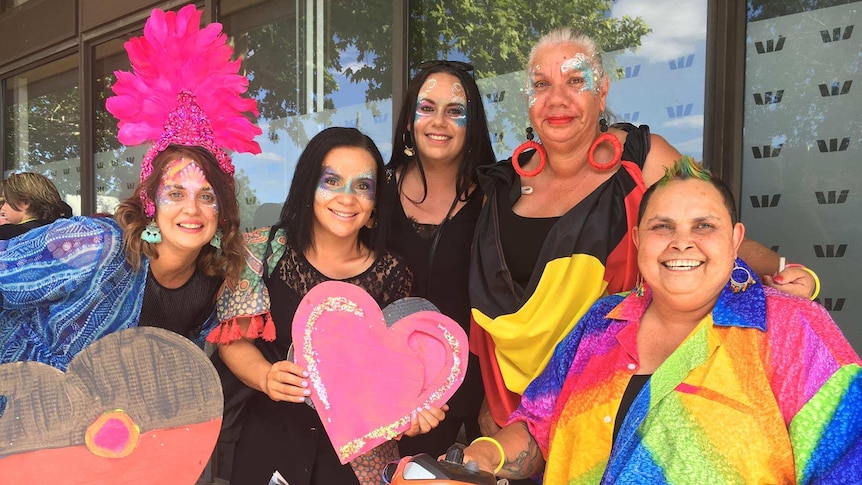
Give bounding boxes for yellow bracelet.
[785,264,821,300]
[799,267,821,300]
[471,436,505,474]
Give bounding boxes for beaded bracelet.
[785,263,821,301]
[471,436,505,474]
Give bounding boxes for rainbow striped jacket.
[511,266,862,484]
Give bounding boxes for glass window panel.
[93,34,138,214]
[408,0,706,163]
[3,54,79,213]
[2,0,31,9]
[222,0,394,232]
[742,0,861,350]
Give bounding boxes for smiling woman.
[211,127,447,485]
[461,157,862,483]
[0,5,260,371]
[385,60,496,459]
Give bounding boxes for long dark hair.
[389,62,496,202]
[270,127,389,260]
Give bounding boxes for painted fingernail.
[303,389,311,396]
[301,380,308,387]
[302,371,309,377]
[774,276,784,283]
[424,404,431,410]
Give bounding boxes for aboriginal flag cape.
[469,123,650,426]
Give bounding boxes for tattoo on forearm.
[502,422,543,478]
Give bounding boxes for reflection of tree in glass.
[234,169,263,233]
[95,73,125,155]
[235,0,650,147]
[409,0,650,77]
[747,0,855,21]
[4,87,80,169]
[234,16,340,147]
[410,0,650,155]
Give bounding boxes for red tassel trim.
[228,319,244,341]
[208,313,274,344]
[262,314,276,341]
[205,324,222,344]
[246,315,263,338]
[219,319,237,344]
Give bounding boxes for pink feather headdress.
[106,5,262,216]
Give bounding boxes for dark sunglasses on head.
[415,59,475,73]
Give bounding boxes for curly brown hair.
[114,145,244,280]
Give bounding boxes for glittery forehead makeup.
[560,52,602,93]
[418,78,437,100]
[157,157,218,210]
[450,82,466,105]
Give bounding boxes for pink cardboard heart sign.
[291,281,468,464]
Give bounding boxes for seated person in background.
[462,156,862,484]
[0,195,7,225]
[0,172,65,240]
[59,200,74,218]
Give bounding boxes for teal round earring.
[210,230,223,249]
[141,221,162,244]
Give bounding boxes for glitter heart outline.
[292,281,468,463]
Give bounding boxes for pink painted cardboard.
[291,281,468,464]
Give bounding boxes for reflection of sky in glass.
[609,0,707,161]
[232,1,711,227]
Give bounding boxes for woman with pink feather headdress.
[0,5,261,372]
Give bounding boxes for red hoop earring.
[588,132,623,171]
[511,127,547,178]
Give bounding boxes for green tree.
[410,0,649,78]
[237,0,650,144]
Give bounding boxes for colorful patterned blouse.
[0,217,217,371]
[510,261,862,484]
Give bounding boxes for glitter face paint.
[526,64,541,107]
[156,158,218,212]
[316,167,376,201]
[560,53,599,93]
[526,51,604,107]
[414,77,468,127]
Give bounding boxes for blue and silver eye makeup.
[316,167,376,201]
[526,51,604,106]
[560,53,600,93]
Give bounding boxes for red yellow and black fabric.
[468,123,651,426]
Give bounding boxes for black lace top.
[258,246,413,362]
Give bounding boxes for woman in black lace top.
[214,127,446,485]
